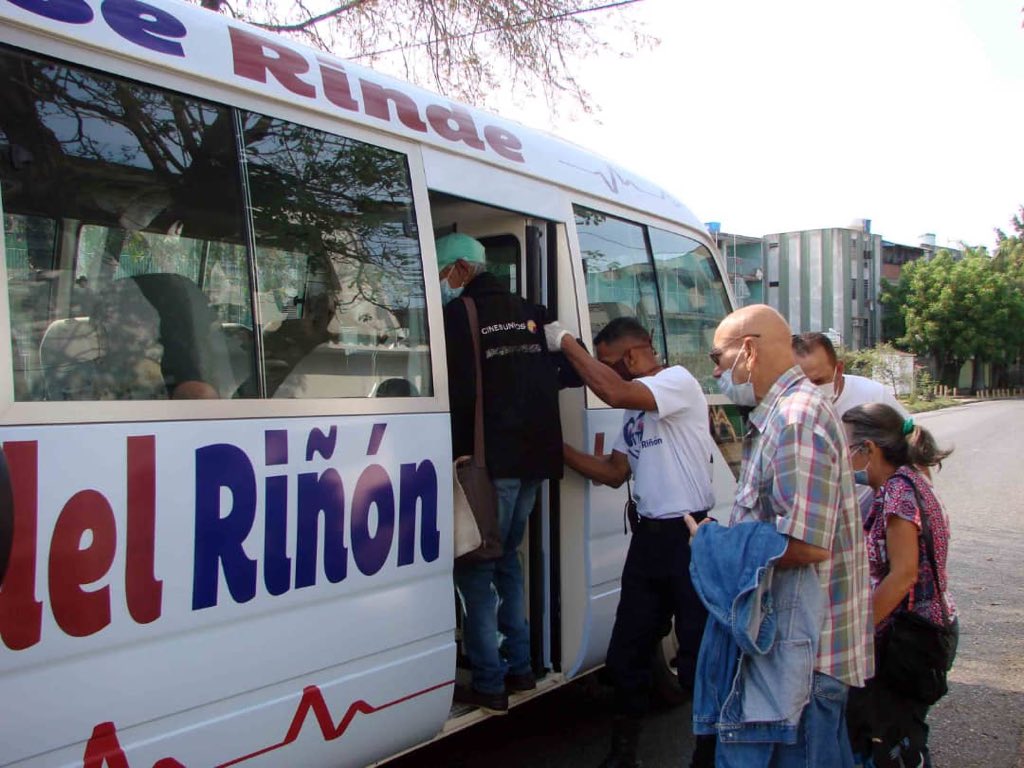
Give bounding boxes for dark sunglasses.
[708,333,761,367]
[605,342,651,376]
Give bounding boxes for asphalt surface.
[916,400,1024,768]
[388,399,1024,768]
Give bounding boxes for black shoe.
[505,671,537,692]
[453,685,509,715]
[597,715,643,768]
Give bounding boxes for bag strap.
[462,296,487,470]
[892,473,950,626]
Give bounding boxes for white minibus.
[0,1,744,765]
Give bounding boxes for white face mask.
[440,280,464,305]
[717,347,757,406]
[818,367,841,402]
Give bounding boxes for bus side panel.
[565,408,631,677]
[563,407,738,679]
[0,414,455,767]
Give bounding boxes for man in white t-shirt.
[546,317,716,768]
[793,332,909,517]
[792,332,908,419]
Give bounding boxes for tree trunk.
[971,356,986,394]
[940,357,959,389]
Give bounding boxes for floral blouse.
[864,465,957,631]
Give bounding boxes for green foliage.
[879,277,907,343]
[915,368,935,401]
[839,342,907,395]
[883,216,1024,389]
[901,395,959,414]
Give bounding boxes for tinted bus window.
[0,47,431,402]
[574,207,667,361]
[0,49,249,401]
[241,115,430,399]
[647,226,731,390]
[574,206,732,394]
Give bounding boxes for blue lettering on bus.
[101,0,187,57]
[295,468,347,588]
[9,0,187,56]
[397,461,439,566]
[192,443,258,609]
[350,465,394,576]
[7,0,94,24]
[191,425,441,610]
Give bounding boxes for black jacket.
[443,271,564,480]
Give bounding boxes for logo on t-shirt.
[623,413,662,459]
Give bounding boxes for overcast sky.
[498,0,1024,249]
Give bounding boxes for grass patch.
[900,397,960,413]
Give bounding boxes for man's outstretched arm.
[563,443,631,488]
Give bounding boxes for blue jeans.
[454,478,541,694]
[723,673,856,768]
[772,672,854,768]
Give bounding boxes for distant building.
[881,234,964,283]
[707,222,959,351]
[763,220,881,350]
[881,240,927,282]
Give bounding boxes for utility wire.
[348,0,646,60]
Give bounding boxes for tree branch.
[247,0,372,32]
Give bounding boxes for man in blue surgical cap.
[437,232,564,715]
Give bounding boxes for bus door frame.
[523,219,562,677]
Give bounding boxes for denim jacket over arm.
[690,521,826,746]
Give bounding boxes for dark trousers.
[847,677,932,768]
[605,512,709,717]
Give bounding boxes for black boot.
[598,715,643,768]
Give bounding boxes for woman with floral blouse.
[841,403,958,768]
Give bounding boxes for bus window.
[0,49,250,401]
[574,206,667,360]
[0,47,431,402]
[647,226,731,392]
[240,114,430,399]
[3,214,60,400]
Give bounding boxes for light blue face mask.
[853,469,870,486]
[717,348,757,406]
[440,280,464,305]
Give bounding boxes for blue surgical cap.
[435,233,485,271]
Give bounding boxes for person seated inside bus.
[90,274,232,400]
[262,288,337,396]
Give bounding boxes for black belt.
[635,509,710,532]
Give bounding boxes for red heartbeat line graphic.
[218,679,456,767]
[558,160,681,206]
[82,679,455,768]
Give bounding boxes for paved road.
[917,401,1024,768]
[388,400,1024,768]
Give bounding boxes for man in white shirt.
[793,332,910,517]
[792,333,908,419]
[546,317,716,768]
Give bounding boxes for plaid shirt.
[729,366,873,687]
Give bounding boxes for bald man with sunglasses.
[693,304,872,768]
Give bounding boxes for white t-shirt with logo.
[612,365,715,519]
